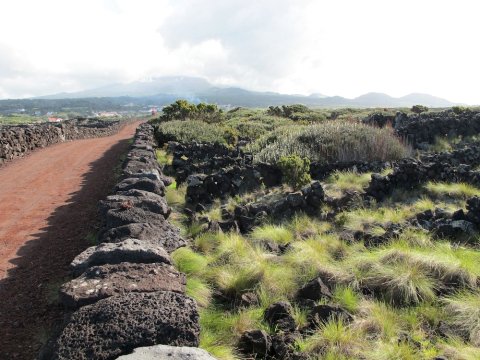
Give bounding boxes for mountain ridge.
[34,76,455,108]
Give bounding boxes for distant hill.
[31,76,455,108]
[38,76,213,99]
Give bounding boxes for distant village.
[0,106,160,124]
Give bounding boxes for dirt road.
[0,121,141,359]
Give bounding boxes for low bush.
[278,155,312,189]
[250,121,410,164]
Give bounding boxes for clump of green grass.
[396,228,434,247]
[296,318,365,358]
[287,213,332,239]
[359,259,437,306]
[336,206,413,233]
[443,291,480,346]
[439,337,480,360]
[186,277,213,308]
[172,247,209,275]
[384,242,480,289]
[425,181,480,199]
[356,301,402,340]
[249,120,410,164]
[367,341,423,360]
[324,171,372,194]
[195,232,225,254]
[213,265,264,298]
[165,182,186,208]
[156,148,172,166]
[250,224,294,245]
[332,286,361,313]
[199,330,239,360]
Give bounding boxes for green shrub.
[411,105,429,114]
[250,121,410,164]
[278,155,312,189]
[452,106,469,114]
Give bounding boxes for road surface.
[0,120,141,359]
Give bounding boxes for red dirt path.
[0,121,141,359]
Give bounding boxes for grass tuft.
[443,291,480,346]
[425,182,480,199]
[172,247,209,275]
[186,277,213,308]
[297,318,364,357]
[332,286,361,313]
[250,224,294,245]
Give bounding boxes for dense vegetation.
[154,101,480,360]
[248,121,410,164]
[155,102,411,165]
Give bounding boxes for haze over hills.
[35,76,456,108]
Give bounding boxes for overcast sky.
[0,0,479,103]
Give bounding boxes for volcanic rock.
[60,262,185,308]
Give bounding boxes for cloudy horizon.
[0,0,479,104]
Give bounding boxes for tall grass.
[156,120,228,144]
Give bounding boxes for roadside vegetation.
[155,102,480,359]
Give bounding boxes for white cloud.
[0,0,479,103]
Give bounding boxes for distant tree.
[160,100,223,122]
[452,106,469,115]
[411,105,429,114]
[266,104,310,120]
[266,106,283,117]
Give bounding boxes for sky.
[0,0,479,103]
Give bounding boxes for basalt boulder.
[50,291,200,360]
[70,238,171,276]
[238,330,272,358]
[308,304,353,328]
[99,190,170,219]
[105,207,167,229]
[115,345,216,360]
[115,177,165,196]
[264,302,296,332]
[100,222,186,253]
[60,262,186,309]
[297,277,332,302]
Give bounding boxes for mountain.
[38,76,213,99]
[35,76,455,108]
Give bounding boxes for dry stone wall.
[364,110,480,148]
[0,118,122,166]
[366,144,480,201]
[42,123,204,360]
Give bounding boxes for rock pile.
[185,163,281,206]
[367,145,480,201]
[168,141,252,184]
[42,123,203,360]
[231,181,325,233]
[0,118,122,165]
[238,278,352,359]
